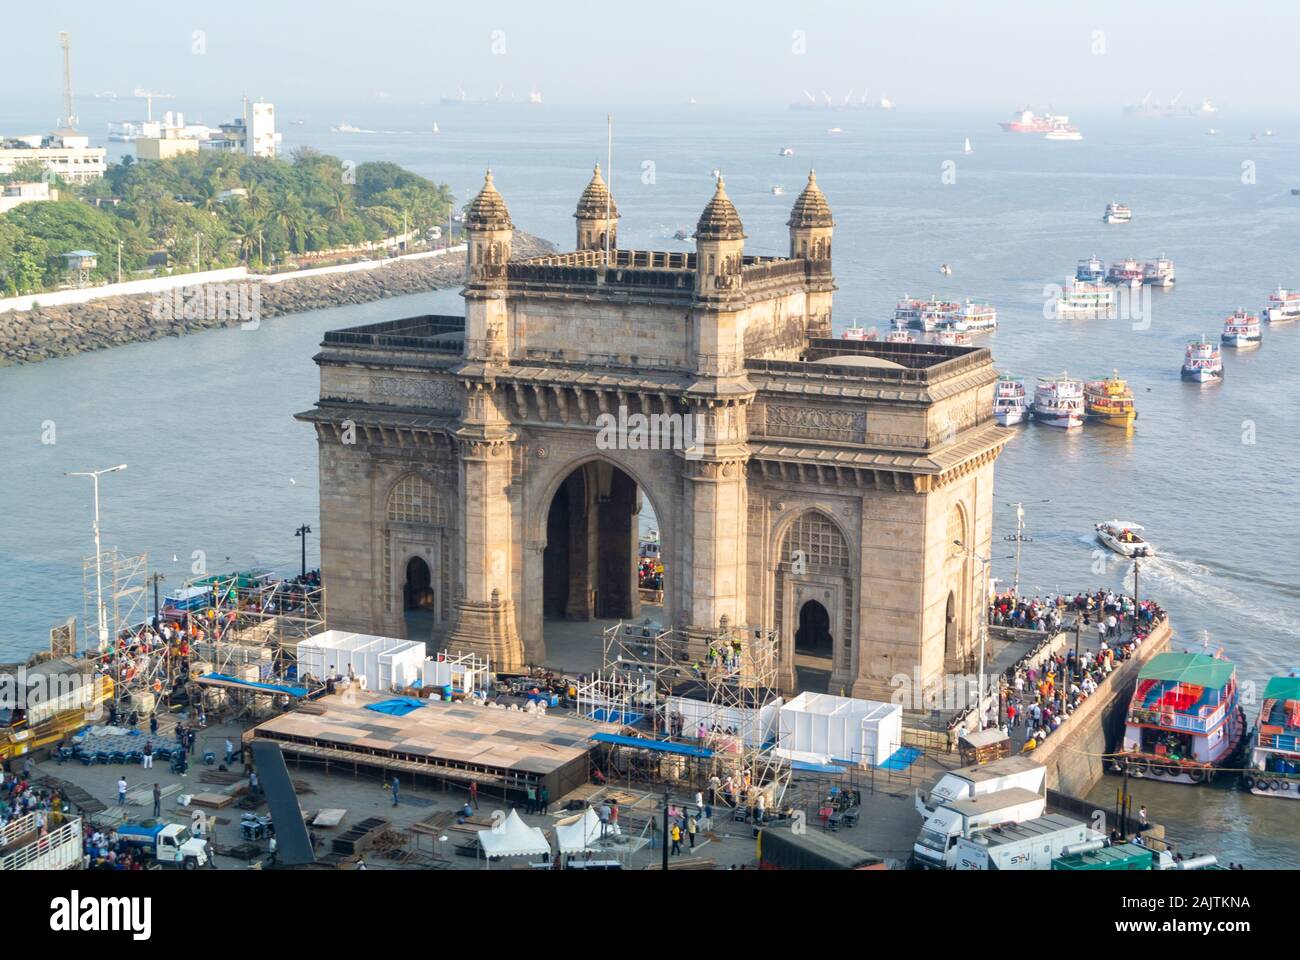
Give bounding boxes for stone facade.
[298,168,1012,701]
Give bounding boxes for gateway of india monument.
[297,165,1011,701]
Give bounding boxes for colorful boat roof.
[1137,652,1235,689]
[1263,677,1300,702]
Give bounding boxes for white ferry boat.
[1094,520,1154,558]
[1244,676,1300,799]
[841,321,877,341]
[1114,651,1247,786]
[1054,278,1117,319]
[1044,118,1083,141]
[1030,374,1085,429]
[1262,286,1300,324]
[884,330,915,344]
[935,330,972,347]
[944,300,998,332]
[1107,258,1145,289]
[1221,308,1262,348]
[1181,337,1223,382]
[894,296,958,332]
[779,147,795,157]
[1143,257,1176,288]
[1103,202,1132,224]
[1076,256,1107,283]
[992,376,1028,426]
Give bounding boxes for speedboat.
[1094,520,1154,558]
[1114,651,1247,786]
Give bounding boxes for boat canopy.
[1263,676,1300,702]
[1138,652,1235,690]
[1102,520,1143,531]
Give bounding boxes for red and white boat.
[894,296,958,332]
[944,300,997,332]
[1181,337,1223,382]
[1262,286,1300,324]
[841,321,878,341]
[1107,258,1145,289]
[1114,650,1247,786]
[884,330,915,344]
[999,107,1056,133]
[935,329,973,347]
[992,376,1028,426]
[1221,308,1262,348]
[1030,374,1085,429]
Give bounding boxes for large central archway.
[538,459,666,672]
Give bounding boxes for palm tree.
[270,193,306,254]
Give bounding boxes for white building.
[203,101,281,160]
[0,180,57,214]
[0,132,106,183]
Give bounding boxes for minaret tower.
[788,169,836,337]
[574,163,618,253]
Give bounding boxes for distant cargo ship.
[1103,202,1132,224]
[999,107,1057,133]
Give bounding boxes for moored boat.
[1262,286,1300,324]
[1243,676,1300,799]
[1030,374,1085,429]
[884,329,915,344]
[1055,278,1117,319]
[1143,257,1176,287]
[1107,258,1145,288]
[1076,256,1106,283]
[894,296,959,332]
[1221,308,1262,348]
[841,320,877,341]
[1094,519,1153,557]
[992,376,1028,426]
[935,329,973,347]
[1084,371,1137,426]
[1114,651,1247,786]
[944,299,998,332]
[1181,337,1223,382]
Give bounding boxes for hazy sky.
[2,0,1296,112]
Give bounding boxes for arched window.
[947,504,967,551]
[387,474,445,526]
[780,511,849,571]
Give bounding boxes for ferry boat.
[1114,651,1247,786]
[1044,118,1083,141]
[841,321,877,341]
[1055,278,1117,319]
[884,330,915,344]
[1103,202,1132,224]
[1030,374,1085,429]
[999,107,1056,133]
[894,296,959,332]
[992,376,1028,426]
[1084,372,1138,426]
[779,147,795,157]
[1243,676,1300,799]
[1107,258,1145,289]
[1076,256,1107,283]
[1262,286,1300,324]
[935,329,972,347]
[1181,337,1223,382]
[1143,257,1176,288]
[1094,520,1153,557]
[1220,308,1262,348]
[944,300,998,332]
[770,186,785,196]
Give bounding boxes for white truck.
[117,822,209,870]
[0,814,83,870]
[953,813,1100,871]
[918,755,1046,815]
[913,786,1047,869]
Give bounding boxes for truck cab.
[118,822,208,870]
[912,786,1047,869]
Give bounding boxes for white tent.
[778,692,903,767]
[477,810,551,862]
[554,807,613,854]
[297,630,425,691]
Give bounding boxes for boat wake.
[1128,554,1300,639]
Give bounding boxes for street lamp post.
[1003,499,1050,598]
[147,572,166,625]
[294,524,312,579]
[65,464,128,651]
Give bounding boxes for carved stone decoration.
[370,376,459,408]
[762,404,866,443]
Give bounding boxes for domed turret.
[788,170,834,261]
[574,163,618,252]
[464,169,513,283]
[694,176,745,297]
[695,175,746,242]
[465,169,513,231]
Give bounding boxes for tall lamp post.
[294,524,312,579]
[65,464,128,651]
[953,540,1016,727]
[146,572,166,626]
[1003,499,1051,598]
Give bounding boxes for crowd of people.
[637,556,664,593]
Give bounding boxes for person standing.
[686,814,697,849]
[670,821,682,856]
[538,785,550,815]
[149,713,158,737]
[117,777,128,806]
[152,783,161,819]
[142,741,153,769]
[469,780,479,810]
[390,775,400,807]
[224,738,235,764]
[598,802,611,837]
[525,783,537,815]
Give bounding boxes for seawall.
[1034,619,1173,796]
[0,233,555,366]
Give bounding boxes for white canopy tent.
[296,630,425,691]
[778,692,902,767]
[555,807,608,854]
[477,810,551,867]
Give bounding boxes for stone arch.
[382,471,450,633]
[945,502,972,670]
[772,506,856,692]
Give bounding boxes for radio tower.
[58,31,79,131]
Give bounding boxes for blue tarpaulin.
[591,733,713,758]
[587,709,644,725]
[791,759,849,773]
[365,697,427,717]
[879,746,923,770]
[199,673,309,698]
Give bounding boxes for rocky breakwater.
[0,232,555,365]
